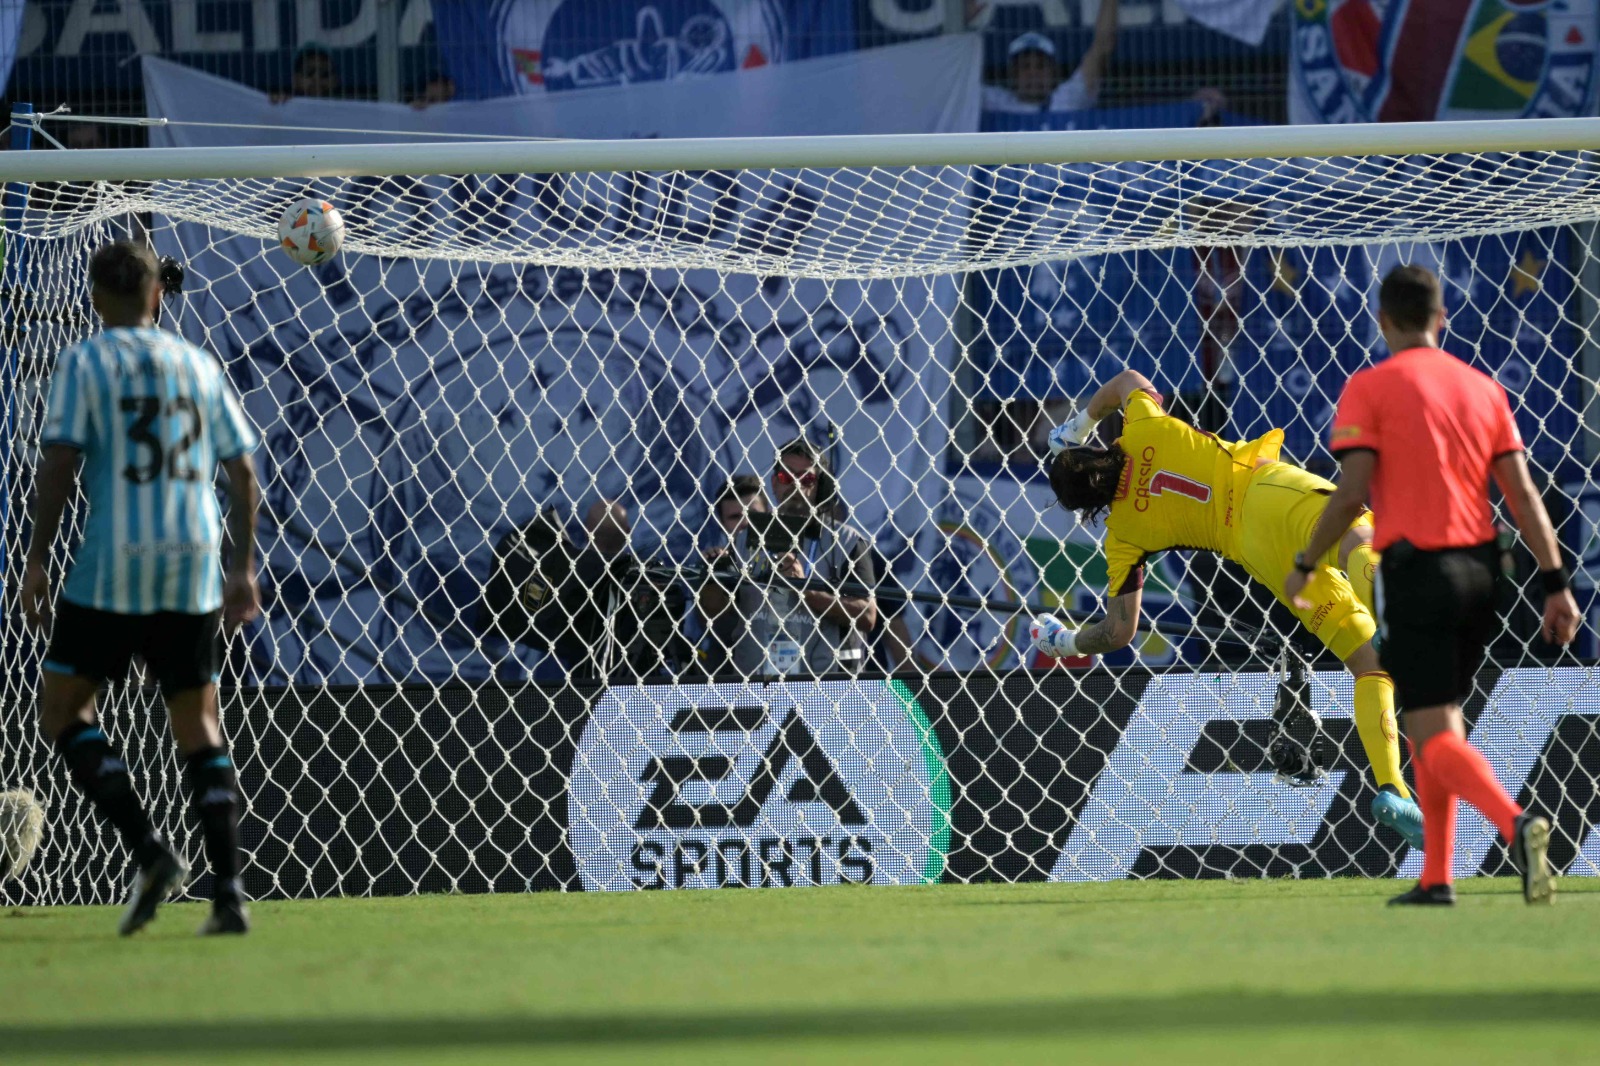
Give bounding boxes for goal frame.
[6,111,1600,901]
[6,113,1600,184]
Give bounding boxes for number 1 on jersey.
[1149,470,1212,503]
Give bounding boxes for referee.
[1285,264,1579,907]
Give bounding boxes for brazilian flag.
[1449,0,1548,112]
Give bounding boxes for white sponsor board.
[1054,670,1358,880]
[1397,668,1600,881]
[1057,666,1600,882]
[568,680,949,890]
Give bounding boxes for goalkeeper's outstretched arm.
[1030,588,1141,659]
[1052,369,1159,450]
[1087,368,1156,421]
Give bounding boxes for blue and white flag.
[1291,0,1600,124]
[431,0,860,100]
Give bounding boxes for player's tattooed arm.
[1075,589,1141,655]
[1086,368,1158,422]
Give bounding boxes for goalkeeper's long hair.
[1048,444,1127,523]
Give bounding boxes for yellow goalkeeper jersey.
[1102,389,1283,596]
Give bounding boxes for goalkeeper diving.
[1029,369,1424,848]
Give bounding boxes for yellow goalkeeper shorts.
[1232,462,1376,663]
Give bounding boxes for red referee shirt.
[1329,347,1523,552]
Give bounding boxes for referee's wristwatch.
[1293,551,1317,576]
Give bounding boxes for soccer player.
[21,241,261,935]
[1286,264,1579,906]
[1031,367,1424,849]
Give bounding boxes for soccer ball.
[277,198,344,266]
[0,789,44,880]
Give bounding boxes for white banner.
[1171,0,1282,48]
[144,32,980,145]
[143,41,977,686]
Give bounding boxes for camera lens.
[158,256,185,297]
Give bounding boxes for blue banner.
[142,40,976,686]
[10,0,441,97]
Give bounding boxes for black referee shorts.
[1376,541,1500,712]
[43,600,223,697]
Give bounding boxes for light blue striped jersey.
[41,327,259,615]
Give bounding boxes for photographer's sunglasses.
[774,468,819,488]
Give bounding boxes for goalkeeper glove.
[1028,613,1079,658]
[1047,409,1098,455]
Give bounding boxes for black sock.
[185,746,242,904]
[54,721,164,868]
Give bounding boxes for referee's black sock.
[54,721,165,868]
[184,746,243,905]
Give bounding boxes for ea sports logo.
[1294,0,1597,122]
[567,682,948,891]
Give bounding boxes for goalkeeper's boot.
[198,898,250,936]
[118,847,189,936]
[1371,788,1425,851]
[1509,812,1556,906]
[1388,882,1456,906]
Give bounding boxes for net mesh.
[4,144,1600,903]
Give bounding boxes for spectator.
[702,475,768,561]
[411,75,457,110]
[64,123,106,151]
[482,498,686,680]
[273,46,340,104]
[699,475,770,674]
[709,439,877,678]
[1193,86,1229,127]
[583,498,630,559]
[983,0,1118,114]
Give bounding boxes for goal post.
[4,116,1600,904]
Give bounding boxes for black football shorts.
[1376,541,1499,712]
[44,600,223,697]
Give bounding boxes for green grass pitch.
[4,878,1599,1064]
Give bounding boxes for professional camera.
[158,255,186,298]
[744,509,820,557]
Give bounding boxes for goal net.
[4,125,1600,904]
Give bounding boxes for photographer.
[708,439,877,678]
[481,499,689,680]
[700,475,769,674]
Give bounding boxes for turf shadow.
[7,989,1598,1055]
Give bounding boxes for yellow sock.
[1347,541,1379,617]
[1354,671,1408,799]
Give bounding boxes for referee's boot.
[1509,812,1556,906]
[1371,787,1425,851]
[118,846,189,936]
[198,897,250,936]
[1388,882,1456,906]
